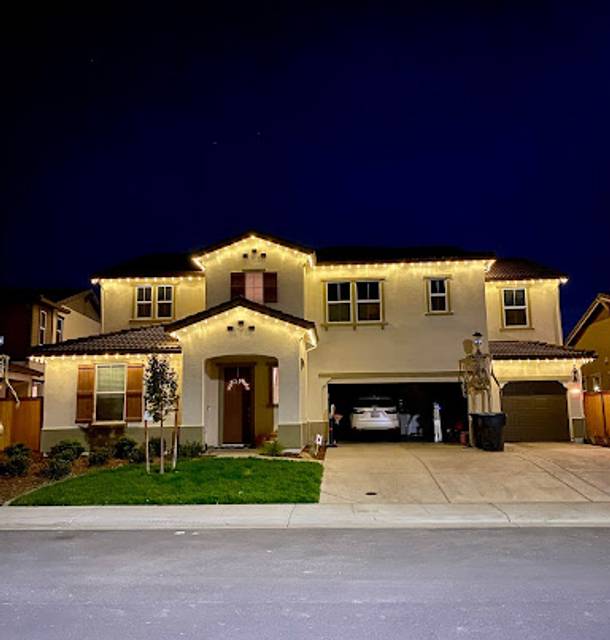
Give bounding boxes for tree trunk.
[145,418,150,474]
[172,409,179,471]
[159,417,165,475]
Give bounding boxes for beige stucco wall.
[304,261,490,424]
[200,236,308,317]
[485,280,563,344]
[100,278,205,333]
[176,305,308,447]
[41,354,182,433]
[62,309,100,341]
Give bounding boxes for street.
[2,528,610,639]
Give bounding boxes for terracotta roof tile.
[486,258,567,281]
[31,325,181,356]
[490,340,594,360]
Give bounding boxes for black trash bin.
[470,412,506,451]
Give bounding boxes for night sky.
[2,3,610,333]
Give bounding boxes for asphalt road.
[2,528,610,640]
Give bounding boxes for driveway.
[320,442,610,504]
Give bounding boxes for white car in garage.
[350,396,400,431]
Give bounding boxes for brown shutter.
[263,272,278,303]
[75,365,94,423]
[125,364,144,422]
[230,272,246,299]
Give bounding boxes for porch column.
[563,374,586,442]
[276,354,303,449]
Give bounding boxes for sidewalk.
[2,502,610,530]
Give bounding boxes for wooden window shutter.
[125,364,144,422]
[230,272,246,299]
[75,365,95,423]
[263,272,278,303]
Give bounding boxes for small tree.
[144,355,178,474]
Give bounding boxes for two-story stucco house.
[31,232,593,452]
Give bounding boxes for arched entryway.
[207,355,279,446]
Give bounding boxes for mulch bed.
[0,454,126,505]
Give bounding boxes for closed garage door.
[502,381,569,442]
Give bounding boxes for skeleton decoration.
[458,332,498,413]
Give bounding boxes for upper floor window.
[231,272,278,304]
[56,315,64,343]
[136,285,153,319]
[95,364,126,422]
[503,288,528,327]
[157,285,173,319]
[38,310,47,345]
[326,282,352,323]
[427,278,449,313]
[356,281,382,322]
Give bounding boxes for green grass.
[12,457,323,506]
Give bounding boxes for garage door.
[502,381,569,442]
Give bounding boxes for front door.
[222,365,254,444]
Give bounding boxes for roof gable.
[193,231,314,261]
[166,297,316,334]
[565,293,610,346]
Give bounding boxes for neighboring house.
[0,288,100,399]
[566,293,610,391]
[31,231,593,452]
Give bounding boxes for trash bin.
[470,412,506,451]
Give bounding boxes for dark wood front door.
[222,366,254,444]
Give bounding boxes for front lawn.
[11,457,323,506]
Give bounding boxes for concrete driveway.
[320,442,610,504]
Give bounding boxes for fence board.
[584,392,609,445]
[0,398,42,451]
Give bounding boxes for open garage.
[328,382,468,442]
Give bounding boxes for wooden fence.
[0,398,43,451]
[584,392,610,446]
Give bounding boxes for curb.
[2,502,610,530]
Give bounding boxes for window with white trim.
[326,282,352,323]
[245,272,264,303]
[136,285,153,319]
[95,364,126,422]
[55,315,64,343]
[503,288,528,327]
[39,310,47,345]
[427,278,449,313]
[157,285,174,319]
[356,281,382,322]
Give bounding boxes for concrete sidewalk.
[3,502,610,530]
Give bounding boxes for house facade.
[0,289,100,399]
[32,232,593,451]
[566,293,610,392]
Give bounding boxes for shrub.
[0,442,32,477]
[49,440,85,462]
[0,456,30,477]
[113,436,138,460]
[42,457,72,480]
[128,445,146,464]
[178,441,204,459]
[4,443,32,459]
[88,447,111,466]
[147,437,167,457]
[259,439,284,457]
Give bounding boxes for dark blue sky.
[2,3,609,333]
